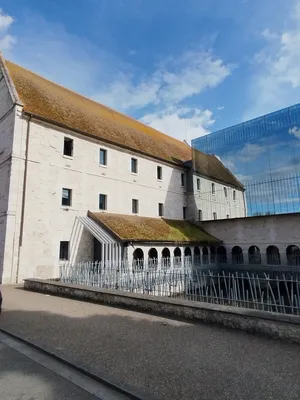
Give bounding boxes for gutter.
[16,114,31,283]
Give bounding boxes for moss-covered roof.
[88,211,219,243]
[4,59,242,188]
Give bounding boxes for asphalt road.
[1,285,300,400]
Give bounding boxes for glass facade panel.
[192,103,300,216]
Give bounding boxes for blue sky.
[1,0,300,143]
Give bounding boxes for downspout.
[16,114,31,283]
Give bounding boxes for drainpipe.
[16,114,31,283]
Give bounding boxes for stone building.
[0,56,246,283]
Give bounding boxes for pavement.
[1,285,300,400]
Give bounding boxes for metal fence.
[60,259,300,315]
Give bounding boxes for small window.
[227,214,229,219]
[62,188,72,207]
[198,209,202,221]
[213,212,217,220]
[158,203,164,217]
[197,178,200,191]
[131,158,138,174]
[183,206,187,219]
[63,137,73,157]
[212,183,215,194]
[233,190,236,201]
[132,199,139,214]
[157,166,162,180]
[224,187,228,198]
[100,149,107,166]
[181,173,185,186]
[99,194,107,210]
[59,241,69,260]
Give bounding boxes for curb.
[0,327,154,400]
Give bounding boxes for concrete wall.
[201,213,300,263]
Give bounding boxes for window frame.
[183,206,187,219]
[233,190,236,201]
[157,166,162,180]
[196,178,200,191]
[224,187,228,198]
[131,158,138,174]
[213,212,217,220]
[62,188,72,207]
[198,209,202,221]
[99,148,107,166]
[59,241,69,261]
[132,198,139,214]
[63,137,73,157]
[99,194,107,210]
[181,173,185,187]
[212,183,215,194]
[158,203,164,217]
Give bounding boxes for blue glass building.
[192,104,300,216]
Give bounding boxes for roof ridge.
[5,59,190,150]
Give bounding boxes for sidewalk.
[1,285,300,400]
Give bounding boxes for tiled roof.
[88,211,219,243]
[4,59,243,188]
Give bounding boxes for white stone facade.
[0,72,245,284]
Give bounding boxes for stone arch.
[184,247,192,257]
[202,246,209,264]
[217,246,227,264]
[148,248,158,269]
[161,247,171,268]
[286,245,300,266]
[173,247,182,267]
[132,248,144,270]
[266,245,281,265]
[248,246,261,264]
[210,246,216,264]
[194,246,201,265]
[232,246,244,264]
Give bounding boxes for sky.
[1,0,300,144]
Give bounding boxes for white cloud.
[289,125,300,139]
[0,9,15,51]
[1,9,231,141]
[216,105,225,110]
[246,1,300,119]
[237,143,265,162]
[140,107,214,143]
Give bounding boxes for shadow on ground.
[1,287,300,400]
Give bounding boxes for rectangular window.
[213,212,217,220]
[158,203,164,217]
[99,194,107,210]
[59,241,69,260]
[132,199,139,214]
[181,173,185,186]
[224,187,228,197]
[157,166,162,180]
[212,183,215,194]
[62,188,72,207]
[63,137,73,157]
[233,190,236,201]
[197,178,200,191]
[183,206,187,219]
[198,209,202,221]
[131,158,138,174]
[227,214,229,219]
[100,148,107,166]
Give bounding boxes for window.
[157,166,162,180]
[99,148,107,166]
[99,194,107,210]
[158,203,164,217]
[227,214,229,219]
[233,190,236,201]
[62,188,72,206]
[212,183,215,194]
[198,209,202,221]
[59,241,69,260]
[213,212,217,220]
[183,206,187,219]
[63,137,73,157]
[224,187,228,198]
[197,178,200,191]
[181,173,185,186]
[131,158,138,174]
[132,199,139,214]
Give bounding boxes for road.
[1,285,300,400]
[0,330,132,400]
